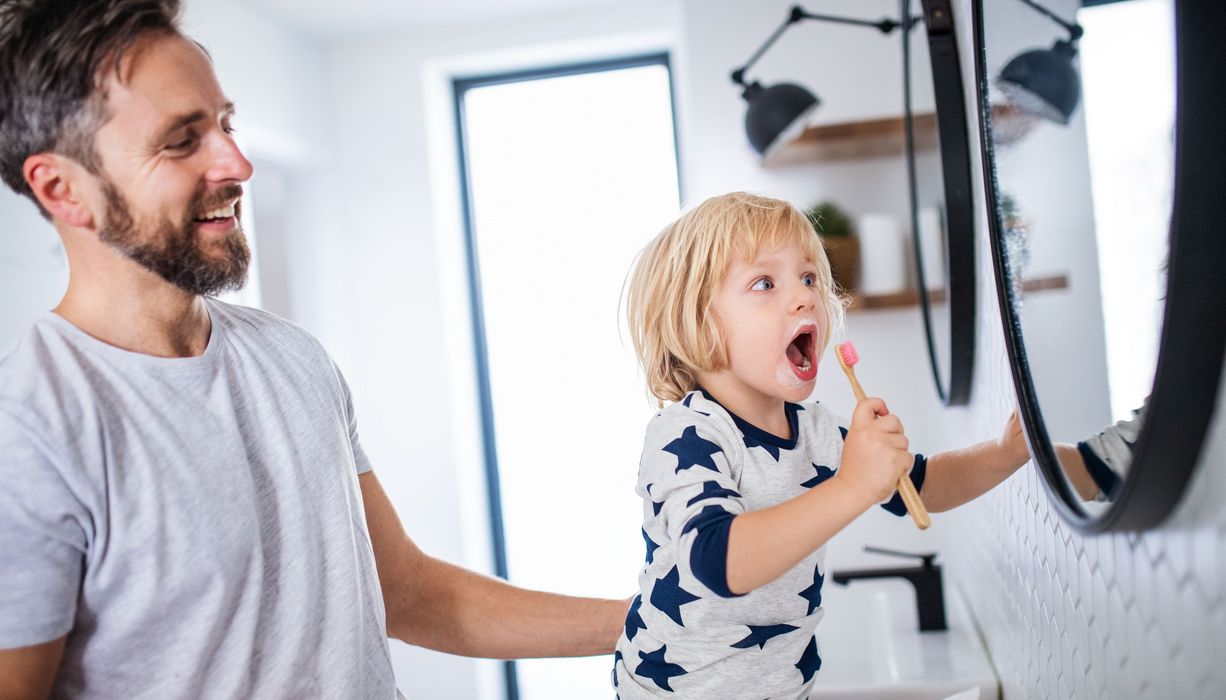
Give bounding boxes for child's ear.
[23,153,98,228]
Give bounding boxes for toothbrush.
[835,341,931,530]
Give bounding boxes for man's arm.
[0,636,65,700]
[918,410,1031,513]
[358,471,628,659]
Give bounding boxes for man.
[0,1,626,697]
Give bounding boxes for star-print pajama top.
[612,389,926,699]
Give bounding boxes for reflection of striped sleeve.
[835,420,928,517]
[639,414,745,598]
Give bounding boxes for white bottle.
[857,213,905,295]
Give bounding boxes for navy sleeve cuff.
[880,453,927,517]
[1077,441,1122,501]
[682,505,742,598]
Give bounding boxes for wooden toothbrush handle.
[897,474,931,530]
[840,362,932,530]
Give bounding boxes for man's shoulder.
[0,316,70,403]
[206,298,331,361]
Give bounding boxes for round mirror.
[973,0,1226,531]
[912,0,975,405]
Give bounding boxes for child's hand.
[997,408,1030,468]
[835,397,914,507]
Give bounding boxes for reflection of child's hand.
[836,397,914,506]
[997,408,1030,467]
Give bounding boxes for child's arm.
[915,410,1031,513]
[724,397,914,595]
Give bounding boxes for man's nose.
[206,132,253,183]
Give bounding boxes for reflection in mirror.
[980,0,1174,520]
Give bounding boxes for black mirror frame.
[973,0,1226,532]
[914,0,976,406]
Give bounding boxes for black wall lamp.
[996,0,1085,124]
[729,5,912,158]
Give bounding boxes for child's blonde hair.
[626,191,848,406]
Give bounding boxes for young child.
[612,192,1029,698]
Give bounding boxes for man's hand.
[834,397,914,506]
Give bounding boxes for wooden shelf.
[848,274,1068,312]
[762,103,1035,167]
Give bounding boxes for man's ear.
[23,154,97,228]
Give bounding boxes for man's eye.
[751,277,773,291]
[166,136,196,151]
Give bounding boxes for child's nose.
[790,284,817,312]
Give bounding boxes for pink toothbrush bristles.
[837,341,860,367]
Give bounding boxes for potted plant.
[806,201,860,293]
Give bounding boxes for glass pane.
[463,61,681,699]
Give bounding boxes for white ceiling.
[246,0,629,40]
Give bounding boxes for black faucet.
[831,546,948,632]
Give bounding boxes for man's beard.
[98,180,251,297]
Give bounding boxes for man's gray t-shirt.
[0,299,397,698]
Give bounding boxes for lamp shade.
[742,81,820,156]
[996,40,1081,124]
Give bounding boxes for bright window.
[457,56,681,699]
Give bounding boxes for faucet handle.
[863,546,939,568]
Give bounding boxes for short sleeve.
[330,360,373,475]
[639,416,745,598]
[0,409,88,648]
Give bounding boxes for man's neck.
[54,260,212,359]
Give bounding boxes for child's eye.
[802,273,817,287]
[750,277,774,291]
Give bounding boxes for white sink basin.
[810,579,999,699]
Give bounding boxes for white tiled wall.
[947,3,1226,698]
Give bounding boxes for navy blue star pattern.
[612,650,622,689]
[682,393,711,416]
[625,594,647,641]
[643,528,660,565]
[800,463,836,489]
[798,561,824,614]
[795,636,822,682]
[742,434,782,461]
[686,480,742,507]
[730,623,800,650]
[636,645,687,691]
[652,500,664,516]
[839,426,848,440]
[664,426,724,473]
[650,566,700,627]
[680,504,732,536]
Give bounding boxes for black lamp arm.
[1017,0,1085,43]
[730,4,913,87]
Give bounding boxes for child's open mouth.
[786,326,818,382]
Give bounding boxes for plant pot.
[821,235,861,293]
